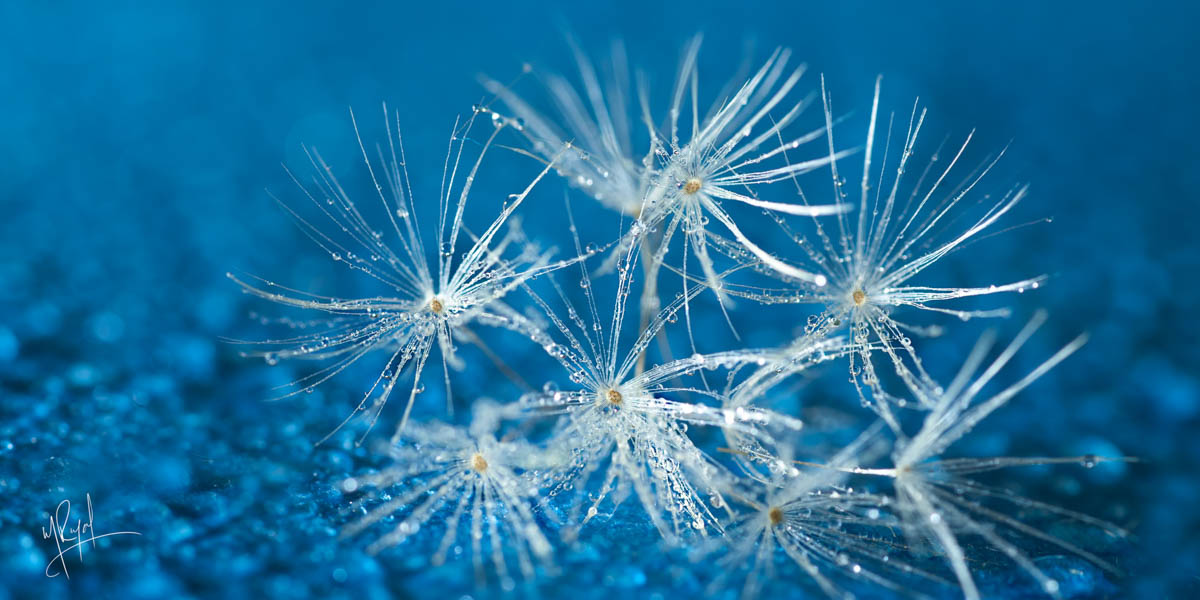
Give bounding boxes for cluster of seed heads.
[233,35,1129,600]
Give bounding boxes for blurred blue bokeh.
[1,1,1196,598]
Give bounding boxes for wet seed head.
[469,452,488,473]
[768,507,784,526]
[606,388,623,406]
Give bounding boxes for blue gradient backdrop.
[1,1,1196,599]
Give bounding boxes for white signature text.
[42,493,142,579]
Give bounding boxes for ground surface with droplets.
[2,2,1197,599]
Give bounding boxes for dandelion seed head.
[767,506,784,527]
[230,109,572,442]
[604,388,623,406]
[428,296,445,315]
[852,289,867,306]
[683,177,703,195]
[469,452,488,473]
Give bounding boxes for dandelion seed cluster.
[235,37,1128,599]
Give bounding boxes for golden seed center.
[469,452,488,473]
[768,507,784,526]
[683,178,703,195]
[429,297,445,314]
[606,388,623,405]
[852,289,867,306]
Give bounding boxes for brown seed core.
[683,178,702,195]
[469,452,488,473]
[768,507,784,526]
[606,388,623,405]
[429,297,445,314]
[852,289,866,306]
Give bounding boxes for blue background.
[1,1,1196,598]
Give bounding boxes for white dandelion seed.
[484,36,851,315]
[229,106,581,443]
[715,76,1048,420]
[341,401,558,588]
[634,40,850,297]
[836,313,1129,599]
[516,219,804,544]
[702,427,939,600]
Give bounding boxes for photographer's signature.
[41,493,142,579]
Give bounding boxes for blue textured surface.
[1,1,1197,598]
